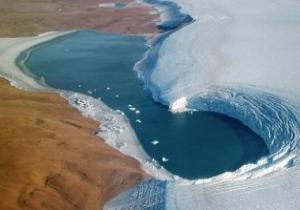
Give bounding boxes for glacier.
[135,0,300,179]
[106,0,300,209]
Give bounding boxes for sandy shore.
[0,1,158,209]
[0,0,158,37]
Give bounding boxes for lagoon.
[20,30,268,179]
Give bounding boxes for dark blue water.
[19,31,268,179]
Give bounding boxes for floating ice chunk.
[115,94,119,98]
[106,86,111,90]
[87,90,92,95]
[136,119,142,123]
[78,84,82,88]
[135,110,140,114]
[162,157,169,162]
[128,104,133,108]
[152,140,159,145]
[129,107,136,111]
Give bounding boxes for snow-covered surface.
[166,165,300,210]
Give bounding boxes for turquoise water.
[20,31,268,179]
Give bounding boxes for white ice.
[152,140,159,145]
[162,157,169,162]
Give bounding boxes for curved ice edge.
[137,52,300,183]
[187,86,300,180]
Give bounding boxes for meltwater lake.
[19,31,268,179]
